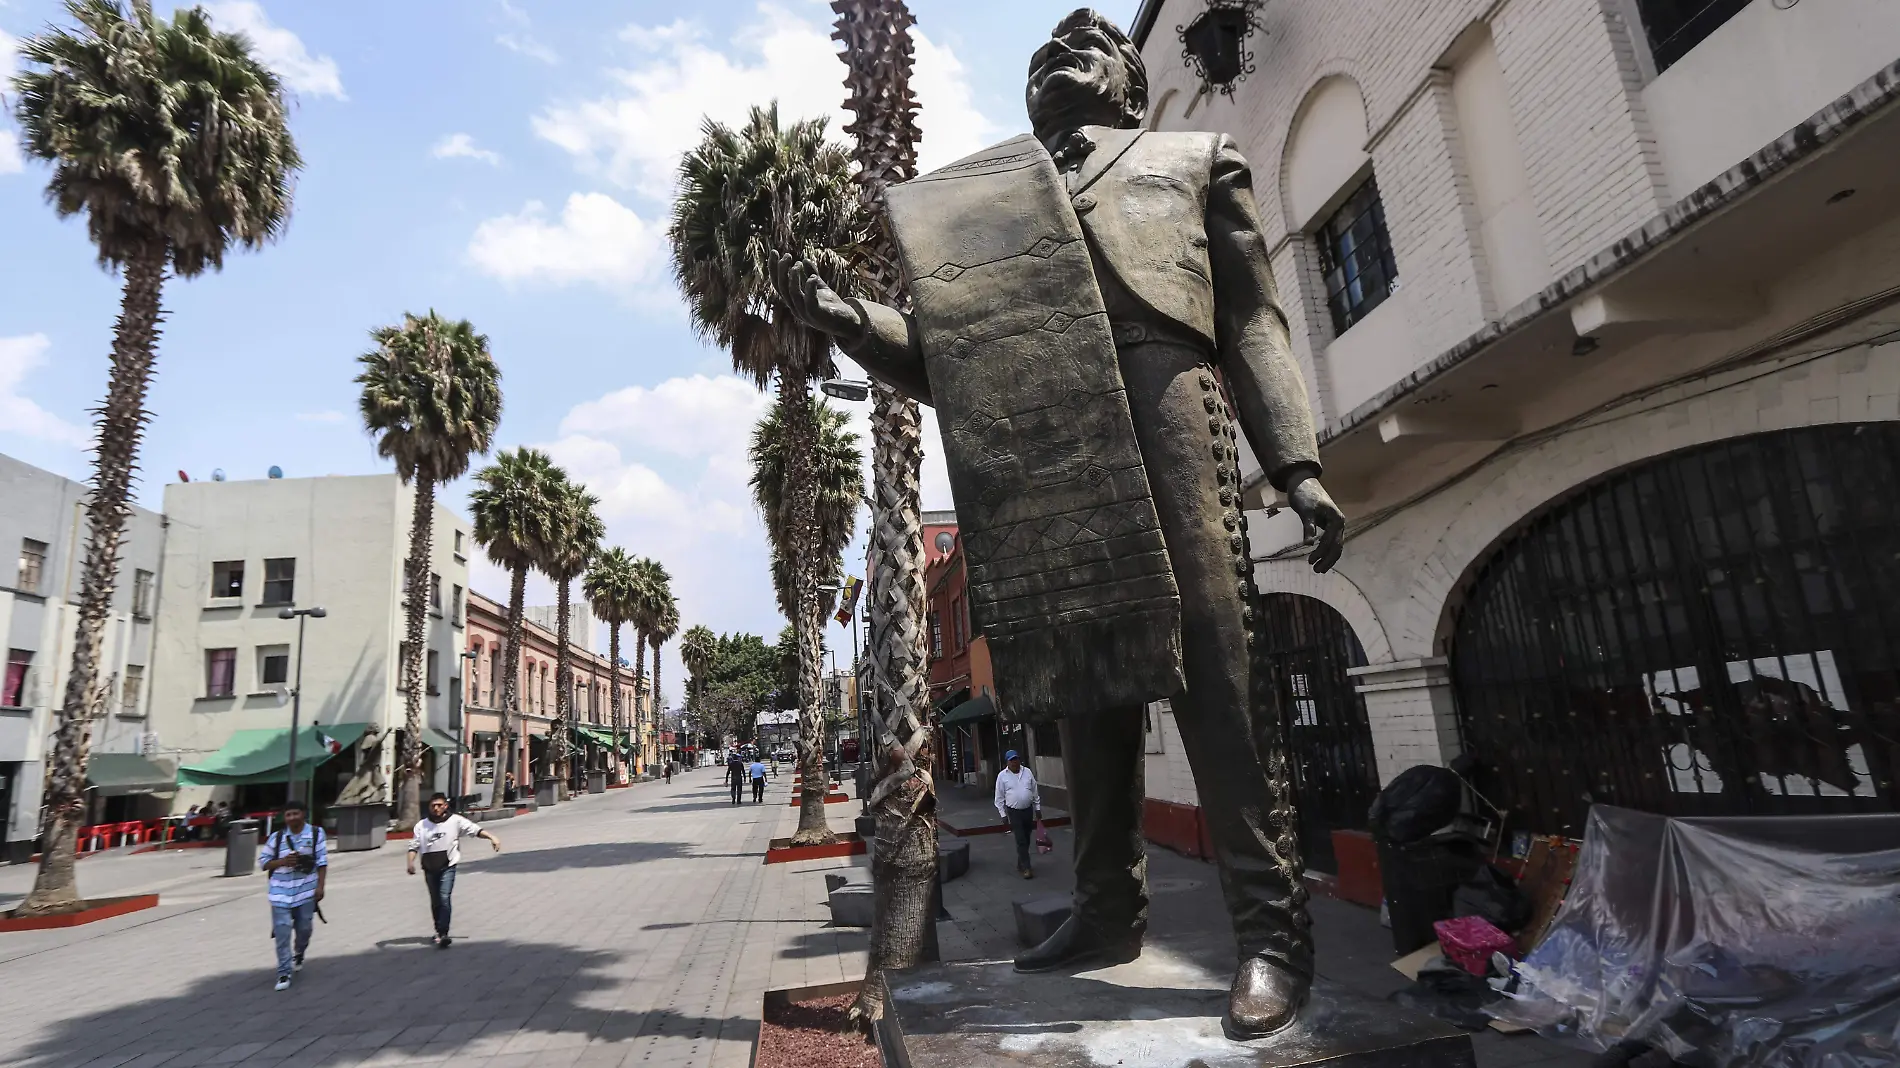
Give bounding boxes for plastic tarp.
[1490,805,1900,1068]
[178,722,372,786]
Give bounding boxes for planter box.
[1,894,159,932]
[330,804,388,852]
[535,780,558,806]
[764,832,866,865]
[587,772,608,794]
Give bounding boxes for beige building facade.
[1128,0,1900,850]
[148,473,471,814]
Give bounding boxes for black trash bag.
[1387,956,1498,1031]
[1452,863,1533,931]
[1368,764,1463,845]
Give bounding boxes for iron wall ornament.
[1178,0,1266,96]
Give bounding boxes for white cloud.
[0,334,90,448]
[497,33,558,65]
[560,374,772,459]
[433,132,501,166]
[294,409,347,424]
[466,192,665,292]
[532,3,1000,201]
[1,28,24,175]
[201,2,345,100]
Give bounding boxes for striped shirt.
[259,825,327,906]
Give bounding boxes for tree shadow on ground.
[10,938,751,1068]
[632,799,754,814]
[777,927,869,959]
[462,841,757,875]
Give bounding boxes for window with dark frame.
[1033,721,1063,758]
[929,613,943,658]
[428,649,441,695]
[260,648,290,686]
[262,557,295,605]
[1316,176,1400,337]
[121,664,143,713]
[430,573,442,611]
[205,648,237,698]
[17,539,47,593]
[1634,0,1752,74]
[4,649,30,707]
[451,584,464,622]
[454,530,465,555]
[133,569,155,617]
[211,560,244,599]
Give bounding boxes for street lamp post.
[278,606,328,808]
[453,648,478,809]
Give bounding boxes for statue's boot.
[1225,954,1308,1040]
[1013,912,1142,973]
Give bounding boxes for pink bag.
[1034,821,1054,854]
[1433,915,1516,976]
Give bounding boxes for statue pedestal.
[877,947,1474,1068]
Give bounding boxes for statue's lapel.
[1070,127,1145,199]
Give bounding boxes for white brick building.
[1127,0,1900,853]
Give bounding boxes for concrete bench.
[1012,894,1071,948]
[828,883,875,928]
[937,839,970,882]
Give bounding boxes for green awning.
[178,723,373,787]
[940,694,995,727]
[572,725,617,750]
[87,753,177,796]
[421,727,465,754]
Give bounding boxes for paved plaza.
[0,772,1587,1068]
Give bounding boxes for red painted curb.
[386,830,415,840]
[0,894,160,932]
[763,834,866,865]
[788,794,852,806]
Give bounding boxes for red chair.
[114,821,145,846]
[78,824,108,853]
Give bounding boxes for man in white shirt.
[994,750,1042,878]
[407,792,501,947]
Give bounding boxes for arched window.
[1452,424,1900,835]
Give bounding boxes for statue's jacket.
[843,128,1321,723]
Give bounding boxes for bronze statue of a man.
[777,8,1344,1038]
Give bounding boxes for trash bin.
[223,819,261,877]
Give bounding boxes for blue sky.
[0,0,1143,707]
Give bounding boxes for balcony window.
[1636,0,1752,74]
[262,558,295,605]
[205,648,237,698]
[122,664,143,714]
[430,573,442,611]
[4,649,30,707]
[451,584,464,623]
[1316,176,1400,336]
[17,539,47,594]
[929,613,943,658]
[427,649,441,695]
[211,560,244,600]
[133,569,155,618]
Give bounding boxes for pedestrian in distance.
[727,754,746,805]
[749,755,768,803]
[258,800,327,990]
[994,750,1042,879]
[407,792,500,948]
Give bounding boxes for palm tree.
[831,0,941,1011]
[584,548,640,782]
[625,557,671,772]
[680,624,717,726]
[669,107,860,843]
[470,448,564,808]
[648,595,680,768]
[539,479,603,787]
[10,0,301,916]
[357,311,503,825]
[752,400,862,622]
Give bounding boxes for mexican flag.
[315,729,344,756]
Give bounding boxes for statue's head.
[1026,9,1149,141]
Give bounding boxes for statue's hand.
[773,253,865,343]
[1286,475,1345,573]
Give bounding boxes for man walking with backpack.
[407,792,501,948]
[258,801,327,991]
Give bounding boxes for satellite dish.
[177,470,190,483]
[934,531,955,554]
[211,469,226,482]
[268,465,283,479]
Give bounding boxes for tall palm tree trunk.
[499,563,527,807]
[651,646,664,767]
[553,578,574,785]
[608,625,622,781]
[832,0,939,1016]
[781,377,834,845]
[633,630,647,773]
[397,477,436,826]
[19,247,167,916]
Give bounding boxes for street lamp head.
[278,608,295,619]
[309,607,327,618]
[819,378,871,403]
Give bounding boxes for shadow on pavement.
[10,939,751,1068]
[463,841,757,875]
[776,928,868,960]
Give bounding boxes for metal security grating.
[1258,593,1381,874]
[1316,177,1401,337]
[1451,424,1900,837]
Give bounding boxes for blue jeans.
[271,901,314,976]
[423,864,457,936]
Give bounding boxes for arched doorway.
[1257,593,1380,873]
[1451,423,1900,837]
